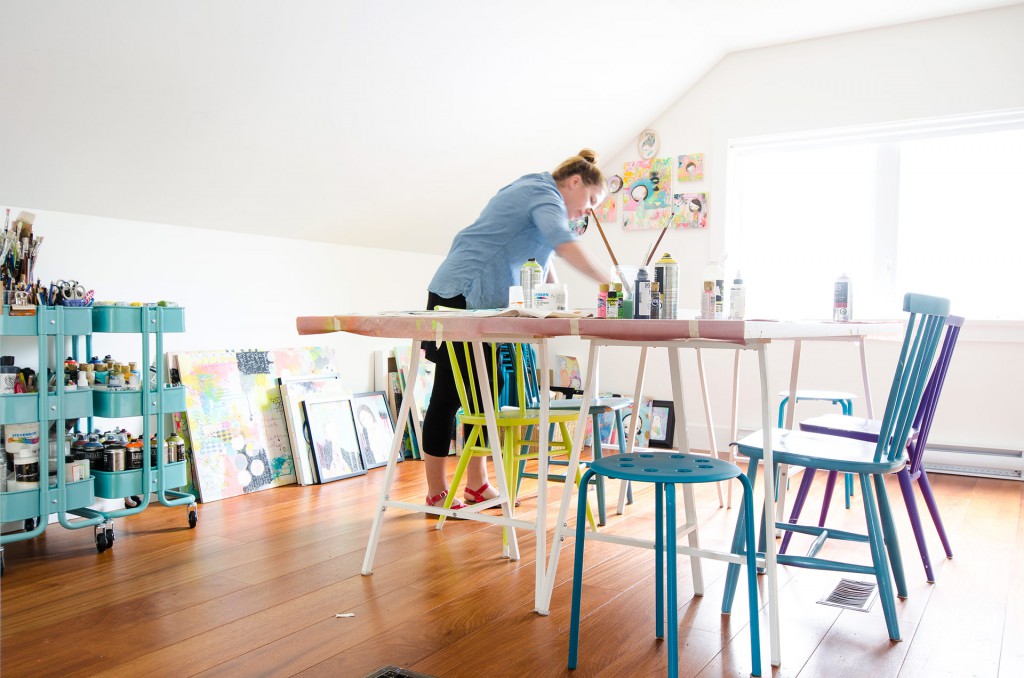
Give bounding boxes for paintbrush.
[644,226,669,266]
[589,208,632,294]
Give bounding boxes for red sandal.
[464,483,519,507]
[426,490,466,515]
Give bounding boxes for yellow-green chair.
[438,342,596,539]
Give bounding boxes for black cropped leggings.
[420,291,502,458]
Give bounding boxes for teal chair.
[722,293,950,642]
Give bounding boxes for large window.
[726,111,1024,321]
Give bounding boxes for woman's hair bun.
[578,148,598,164]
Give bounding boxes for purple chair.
[780,315,964,583]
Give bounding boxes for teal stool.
[778,389,857,507]
[568,452,762,678]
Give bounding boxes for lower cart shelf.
[91,462,188,499]
[0,478,97,521]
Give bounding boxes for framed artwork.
[302,396,366,483]
[279,374,348,485]
[350,391,398,469]
[648,400,676,449]
[678,153,705,182]
[672,192,708,229]
[623,158,673,230]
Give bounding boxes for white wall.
[0,209,442,392]
[554,5,1024,452]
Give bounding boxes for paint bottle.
[83,434,105,471]
[833,273,852,322]
[651,282,662,320]
[729,272,746,320]
[597,283,609,318]
[12,448,40,489]
[633,268,652,319]
[0,355,18,394]
[653,253,679,320]
[701,260,724,319]
[618,284,632,319]
[520,258,543,309]
[606,288,619,319]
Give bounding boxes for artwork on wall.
[279,374,349,485]
[678,153,705,182]
[592,193,618,224]
[302,396,366,483]
[174,346,336,502]
[672,192,709,229]
[350,391,398,469]
[623,158,673,231]
[647,399,676,448]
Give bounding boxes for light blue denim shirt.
[429,172,578,308]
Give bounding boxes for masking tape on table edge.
[570,318,580,335]
[434,321,444,348]
[689,319,700,338]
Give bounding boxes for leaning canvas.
[280,374,349,485]
[175,347,336,502]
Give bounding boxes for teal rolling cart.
[81,305,197,550]
[0,305,107,573]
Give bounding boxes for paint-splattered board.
[173,347,336,502]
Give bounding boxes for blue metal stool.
[568,452,762,677]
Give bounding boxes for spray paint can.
[653,253,679,320]
[651,282,662,320]
[166,433,185,463]
[126,437,144,470]
[102,441,126,472]
[83,434,105,471]
[833,273,852,322]
[520,258,543,309]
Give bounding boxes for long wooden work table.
[297,310,902,667]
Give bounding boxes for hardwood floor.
[1,458,1021,677]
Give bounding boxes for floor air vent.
[817,578,878,612]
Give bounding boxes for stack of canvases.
[169,347,399,503]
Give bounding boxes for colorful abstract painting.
[623,157,673,230]
[672,192,709,229]
[303,397,365,483]
[678,153,705,182]
[175,347,336,502]
[592,192,618,224]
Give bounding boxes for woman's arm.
[555,240,607,284]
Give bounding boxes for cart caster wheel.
[95,532,109,553]
[125,495,142,508]
[105,527,115,544]
[24,517,39,531]
[188,509,198,529]
[1,549,5,576]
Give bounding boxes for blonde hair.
[552,148,604,187]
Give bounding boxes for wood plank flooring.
[1,458,1021,677]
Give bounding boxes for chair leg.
[655,481,664,639]
[614,410,633,515]
[567,469,595,670]
[438,432,475,529]
[917,469,953,558]
[779,467,817,554]
[858,473,901,641]
[874,474,907,599]
[897,468,936,583]
[777,397,789,428]
[738,472,763,678]
[818,470,839,528]
[723,456,758,613]
[665,483,679,678]
[591,413,607,526]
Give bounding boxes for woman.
[421,148,609,510]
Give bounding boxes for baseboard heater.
[922,444,1023,481]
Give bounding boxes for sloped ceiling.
[1,0,1019,255]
